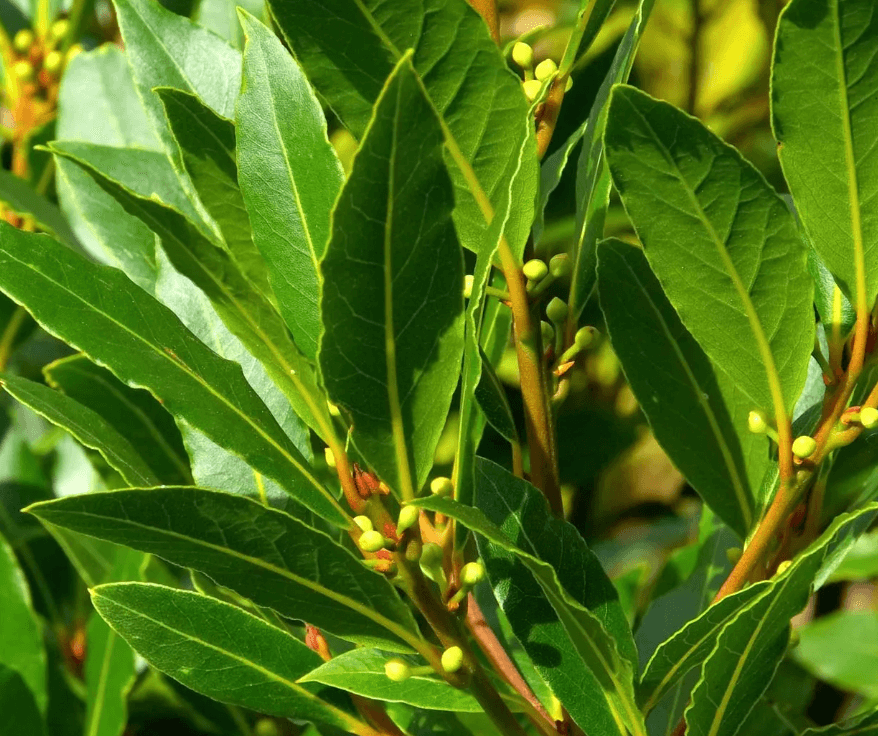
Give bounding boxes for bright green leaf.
[0,663,47,736]
[803,708,878,735]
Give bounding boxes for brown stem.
[466,0,500,44]
[536,80,566,159]
[351,696,407,736]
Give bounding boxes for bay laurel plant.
[2,0,878,734]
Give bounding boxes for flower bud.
[405,539,422,562]
[522,79,542,102]
[861,407,878,428]
[397,505,419,534]
[535,59,558,81]
[541,321,555,345]
[523,259,548,282]
[13,60,34,82]
[725,547,742,565]
[748,410,769,434]
[50,18,70,42]
[384,658,411,682]
[776,560,792,576]
[546,297,568,323]
[463,274,474,299]
[512,41,534,70]
[792,435,817,459]
[574,326,598,350]
[441,646,464,673]
[460,561,485,587]
[353,515,373,533]
[549,253,571,278]
[430,476,454,497]
[254,719,281,736]
[420,542,444,568]
[358,529,385,553]
[43,50,63,76]
[324,447,336,469]
[13,29,34,54]
[65,43,83,64]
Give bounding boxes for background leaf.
[0,663,47,736]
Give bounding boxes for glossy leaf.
[605,85,814,417]
[567,0,658,321]
[237,11,343,361]
[0,169,80,251]
[319,57,464,498]
[44,354,191,486]
[773,0,878,307]
[1,374,159,487]
[803,709,878,735]
[267,0,538,259]
[599,239,763,535]
[27,487,420,650]
[155,87,273,305]
[0,664,47,736]
[0,533,46,716]
[0,226,347,525]
[474,346,518,444]
[300,648,483,712]
[684,504,878,736]
[91,583,359,729]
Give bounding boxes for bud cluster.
[11,20,81,99]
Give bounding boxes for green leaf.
[27,487,420,651]
[236,11,344,361]
[0,532,47,716]
[0,226,347,525]
[803,709,878,735]
[772,0,878,308]
[473,346,518,444]
[51,140,339,459]
[0,169,80,251]
[825,529,878,582]
[598,239,763,535]
[267,0,538,259]
[0,663,47,736]
[604,85,814,419]
[300,648,483,712]
[90,583,361,730]
[566,0,657,321]
[684,503,878,736]
[793,611,878,699]
[44,354,191,486]
[83,548,143,736]
[0,374,159,487]
[155,87,274,305]
[319,57,464,499]
[410,461,644,736]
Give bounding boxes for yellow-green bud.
[385,658,411,682]
[463,274,474,299]
[725,547,742,565]
[549,253,571,278]
[523,259,548,282]
[397,505,419,534]
[792,435,817,459]
[541,321,555,345]
[324,447,336,469]
[353,515,373,533]
[546,297,568,323]
[358,529,385,553]
[748,410,769,434]
[43,50,64,75]
[13,60,34,82]
[522,79,542,102]
[441,646,464,673]
[420,542,444,568]
[776,560,792,576]
[460,561,485,587]
[65,43,83,64]
[50,18,70,41]
[512,42,534,70]
[861,407,878,428]
[430,476,454,497]
[405,539,422,562]
[13,29,34,54]
[327,401,341,417]
[574,326,598,350]
[254,719,281,736]
[535,59,558,81]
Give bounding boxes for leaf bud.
[43,50,64,76]
[441,646,464,673]
[511,41,534,70]
[861,407,878,428]
[776,560,792,576]
[324,447,336,469]
[353,515,373,533]
[574,326,598,350]
[523,259,548,282]
[13,29,34,54]
[463,274,474,299]
[546,297,568,323]
[460,561,485,587]
[725,547,742,565]
[792,435,817,459]
[535,58,558,81]
[522,79,542,103]
[358,529,385,553]
[430,476,454,497]
[549,253,571,278]
[13,60,34,82]
[405,539,422,562]
[396,505,419,534]
[541,321,555,345]
[384,658,411,682]
[747,410,769,434]
[50,18,70,42]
